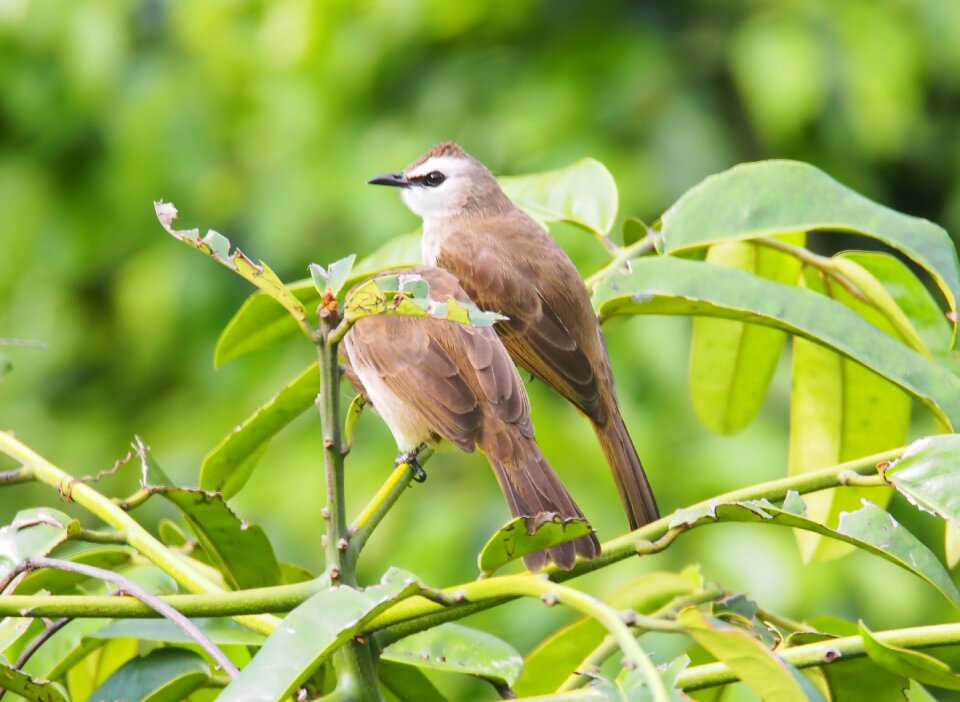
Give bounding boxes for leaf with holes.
[381,623,522,686]
[0,663,68,702]
[477,515,593,576]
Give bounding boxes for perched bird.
[368,143,659,529]
[340,266,600,570]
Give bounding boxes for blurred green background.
[2,1,960,699]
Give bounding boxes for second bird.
[369,143,660,529]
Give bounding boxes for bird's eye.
[423,171,445,187]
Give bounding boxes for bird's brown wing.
[343,314,483,451]
[436,217,606,422]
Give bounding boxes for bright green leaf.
[622,217,648,247]
[0,508,74,583]
[499,158,618,239]
[214,233,421,366]
[87,648,211,702]
[381,623,522,686]
[91,618,265,646]
[883,435,960,529]
[477,515,592,576]
[201,362,319,499]
[678,607,827,701]
[217,568,421,702]
[860,622,960,690]
[0,663,68,702]
[592,256,960,429]
[789,266,910,562]
[658,161,960,339]
[689,234,803,435]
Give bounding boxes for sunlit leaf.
[381,623,522,686]
[66,637,139,702]
[668,493,960,606]
[860,622,960,690]
[883,435,960,529]
[310,254,358,297]
[516,569,703,696]
[0,663,68,702]
[689,234,803,435]
[499,158,618,239]
[201,362,319,499]
[658,161,960,340]
[217,568,421,702]
[789,266,910,562]
[678,607,826,701]
[214,233,421,366]
[592,256,960,429]
[477,515,592,576]
[0,508,75,585]
[87,648,211,702]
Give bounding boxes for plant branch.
[11,557,239,677]
[585,234,656,290]
[677,622,960,691]
[0,431,278,636]
[349,450,433,556]
[72,528,128,545]
[0,467,34,485]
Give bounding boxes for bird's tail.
[594,406,659,530]
[487,431,600,572]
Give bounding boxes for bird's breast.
[420,219,454,266]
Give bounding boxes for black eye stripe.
[410,171,446,187]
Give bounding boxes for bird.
[339,266,600,571]
[368,142,659,530]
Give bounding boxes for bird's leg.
[395,443,429,482]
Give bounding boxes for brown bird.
[368,143,659,529]
[340,266,600,570]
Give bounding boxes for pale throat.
[420,218,454,266]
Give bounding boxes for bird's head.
[367,142,507,219]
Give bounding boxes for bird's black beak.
[367,172,410,188]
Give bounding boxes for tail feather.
[594,409,659,530]
[489,435,600,571]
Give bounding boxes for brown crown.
[407,142,469,170]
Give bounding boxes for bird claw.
[395,449,427,483]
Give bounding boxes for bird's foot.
[395,445,428,482]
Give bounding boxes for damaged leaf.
[478,514,593,576]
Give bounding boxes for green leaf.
[622,217,648,247]
[658,160,960,339]
[87,648,211,702]
[15,546,133,595]
[883,435,960,528]
[217,568,421,702]
[214,233,421,366]
[590,656,689,701]
[145,452,282,590]
[379,660,447,702]
[91,618,265,646]
[592,256,960,429]
[860,622,960,690]
[381,623,522,686]
[309,262,330,292]
[499,158,618,239]
[22,618,111,682]
[678,607,827,701]
[477,514,593,576]
[67,637,139,702]
[689,234,803,434]
[516,569,703,696]
[344,276,507,328]
[201,362,319,498]
[326,254,357,296]
[823,656,909,702]
[0,508,75,583]
[789,266,910,562]
[669,493,960,607]
[0,663,68,702]
[947,522,960,570]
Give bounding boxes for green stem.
[349,451,433,556]
[317,315,384,702]
[677,622,960,691]
[73,528,129,545]
[585,234,656,290]
[0,447,901,623]
[478,575,671,702]
[0,431,278,636]
[0,467,34,485]
[368,447,901,634]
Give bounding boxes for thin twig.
[584,234,657,290]
[0,467,34,486]
[14,557,239,677]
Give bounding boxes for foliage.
[0,156,959,701]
